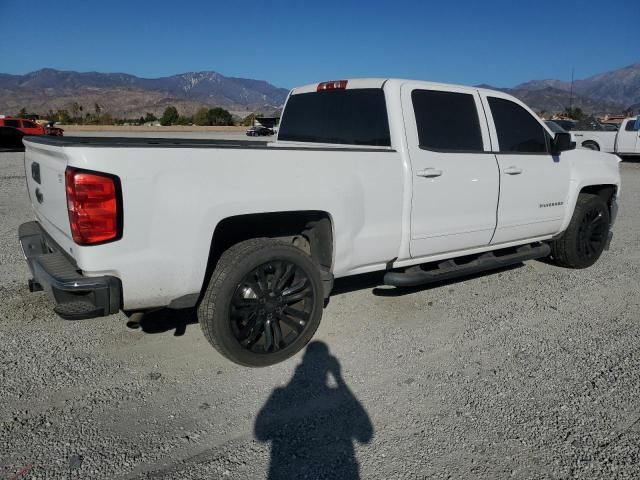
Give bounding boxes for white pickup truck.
[19,78,621,366]
[571,117,640,155]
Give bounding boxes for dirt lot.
[1,149,640,479]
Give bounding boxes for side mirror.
[551,132,575,155]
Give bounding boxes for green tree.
[17,107,28,117]
[144,112,157,123]
[563,107,585,120]
[207,107,233,126]
[193,107,210,126]
[175,115,192,125]
[160,106,179,126]
[57,109,71,124]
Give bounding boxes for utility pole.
[569,67,574,112]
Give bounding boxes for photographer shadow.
[255,341,373,480]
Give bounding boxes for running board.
[384,243,551,287]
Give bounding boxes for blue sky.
[0,0,638,89]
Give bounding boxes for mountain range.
[0,68,289,119]
[479,63,640,115]
[0,63,638,119]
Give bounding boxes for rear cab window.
[278,88,391,147]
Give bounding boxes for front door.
[480,93,571,244]
[401,84,499,258]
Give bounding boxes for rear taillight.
[65,168,121,245]
[317,80,348,91]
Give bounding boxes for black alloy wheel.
[199,238,324,367]
[575,205,608,262]
[230,260,315,353]
[549,193,610,269]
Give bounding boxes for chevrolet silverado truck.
[571,116,640,155]
[19,78,621,366]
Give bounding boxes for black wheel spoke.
[275,263,296,292]
[272,320,283,351]
[280,313,305,333]
[239,317,264,347]
[263,320,274,351]
[270,261,285,290]
[256,267,269,292]
[282,278,311,304]
[284,306,310,323]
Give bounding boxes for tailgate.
[23,140,73,245]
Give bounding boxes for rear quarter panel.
[64,146,404,310]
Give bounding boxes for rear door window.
[4,119,20,128]
[412,90,484,152]
[278,89,391,146]
[488,97,548,153]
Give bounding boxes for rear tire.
[198,238,324,367]
[550,194,610,268]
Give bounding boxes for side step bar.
[384,243,551,287]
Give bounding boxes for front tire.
[582,141,600,151]
[550,194,610,268]
[198,238,324,367]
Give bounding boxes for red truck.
[0,116,64,136]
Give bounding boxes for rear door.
[481,93,571,244]
[401,83,499,257]
[616,119,639,154]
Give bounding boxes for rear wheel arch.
[200,210,334,299]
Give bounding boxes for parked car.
[571,117,639,155]
[551,119,577,131]
[19,78,620,366]
[246,126,274,136]
[44,123,65,136]
[0,126,25,151]
[0,116,63,136]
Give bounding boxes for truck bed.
[24,136,393,152]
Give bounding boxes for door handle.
[504,166,523,175]
[416,168,443,178]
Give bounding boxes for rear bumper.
[19,221,121,319]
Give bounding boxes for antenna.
[569,67,574,112]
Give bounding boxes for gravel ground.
[1,149,639,479]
